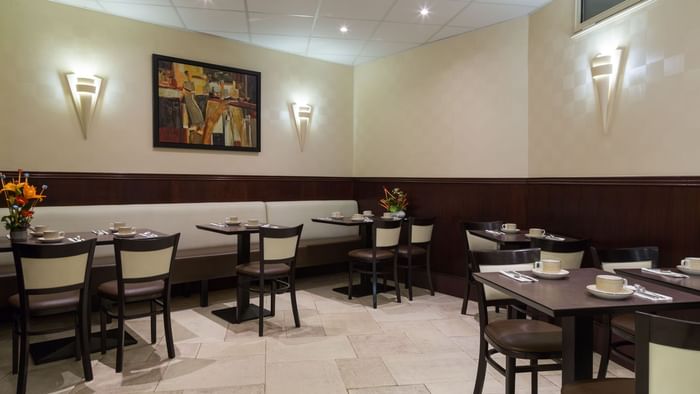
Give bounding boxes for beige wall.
[0,0,354,176]
[528,0,700,177]
[353,17,529,178]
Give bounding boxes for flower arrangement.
[1,170,47,231]
[379,186,408,213]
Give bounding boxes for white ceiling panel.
[451,2,535,28]
[204,31,251,42]
[320,0,396,21]
[172,0,246,11]
[476,0,550,6]
[386,0,470,25]
[246,0,319,16]
[361,41,416,57]
[50,0,103,11]
[313,18,379,41]
[248,13,314,35]
[251,34,309,54]
[307,53,356,65]
[429,25,474,41]
[99,2,184,28]
[178,8,248,32]
[308,38,365,56]
[372,22,441,43]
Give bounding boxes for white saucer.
[502,228,520,234]
[330,216,344,220]
[113,232,137,238]
[586,284,635,300]
[524,234,545,238]
[350,217,365,221]
[225,221,241,226]
[677,265,700,275]
[29,230,44,237]
[243,223,260,228]
[532,268,569,279]
[38,236,64,243]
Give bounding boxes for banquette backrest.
[265,200,360,244]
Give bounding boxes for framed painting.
[152,54,261,152]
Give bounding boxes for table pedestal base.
[333,274,395,297]
[212,305,272,324]
[30,329,138,365]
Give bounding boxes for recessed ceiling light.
[339,25,349,33]
[419,7,430,17]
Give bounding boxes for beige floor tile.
[72,356,166,393]
[154,383,264,393]
[349,333,418,358]
[425,379,507,394]
[283,308,327,338]
[366,303,444,322]
[377,322,457,354]
[382,352,477,384]
[266,360,346,394]
[0,359,86,394]
[321,312,383,336]
[348,384,430,393]
[430,318,480,337]
[196,339,265,359]
[335,357,396,389]
[266,335,356,363]
[155,354,265,391]
[315,298,367,314]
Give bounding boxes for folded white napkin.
[486,230,505,236]
[641,268,688,278]
[499,270,537,282]
[545,235,565,241]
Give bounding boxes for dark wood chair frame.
[11,239,97,394]
[398,217,435,301]
[237,224,303,337]
[591,246,659,379]
[635,312,700,394]
[471,248,562,394]
[98,233,180,373]
[461,220,503,315]
[348,219,402,309]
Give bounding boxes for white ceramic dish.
[225,221,241,226]
[113,232,137,238]
[29,230,44,237]
[330,215,344,220]
[243,223,260,228]
[350,217,365,221]
[586,284,635,300]
[502,228,520,234]
[37,236,65,243]
[532,268,569,279]
[676,265,700,276]
[524,234,545,238]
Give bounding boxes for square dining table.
[469,230,581,250]
[473,267,700,384]
[616,268,700,296]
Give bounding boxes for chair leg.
[347,261,353,300]
[11,317,18,375]
[505,356,516,394]
[17,318,29,394]
[80,302,93,381]
[426,248,435,296]
[530,359,537,394]
[150,300,157,344]
[74,312,81,361]
[473,338,488,394]
[372,262,378,309]
[270,280,277,317]
[407,254,413,301]
[258,276,265,337]
[116,303,125,373]
[393,255,401,303]
[461,279,471,315]
[290,274,300,328]
[99,304,107,355]
[163,296,176,359]
[598,315,612,379]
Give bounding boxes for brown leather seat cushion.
[561,378,634,394]
[397,245,426,256]
[348,248,394,261]
[98,280,164,300]
[611,313,635,335]
[236,262,290,276]
[485,319,562,354]
[8,291,80,314]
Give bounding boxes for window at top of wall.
[575,0,647,33]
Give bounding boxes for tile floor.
[0,274,634,393]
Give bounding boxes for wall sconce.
[591,48,624,133]
[65,73,103,139]
[290,102,313,151]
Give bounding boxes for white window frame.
[574,0,647,33]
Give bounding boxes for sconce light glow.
[65,73,103,139]
[591,48,623,133]
[290,102,313,152]
[339,25,349,33]
[419,7,430,16]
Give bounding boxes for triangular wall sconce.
[591,48,624,133]
[65,73,103,139]
[290,102,313,151]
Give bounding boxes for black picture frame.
[152,54,261,152]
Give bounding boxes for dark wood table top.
[616,268,700,295]
[473,267,700,318]
[470,230,580,245]
[196,223,288,235]
[0,228,164,253]
[312,216,400,226]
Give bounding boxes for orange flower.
[22,184,44,201]
[1,182,18,193]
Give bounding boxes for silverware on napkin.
[486,230,506,236]
[500,270,538,282]
[545,235,565,241]
[633,284,673,301]
[641,268,689,278]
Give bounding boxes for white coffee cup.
[42,230,65,240]
[596,275,627,293]
[331,211,342,218]
[117,226,135,235]
[32,224,47,234]
[247,219,259,226]
[351,213,364,220]
[225,216,239,224]
[681,257,700,270]
[111,221,126,230]
[501,223,517,231]
[363,210,373,216]
[534,259,561,273]
[382,212,393,219]
[528,228,545,237]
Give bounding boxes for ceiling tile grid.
[49,0,551,65]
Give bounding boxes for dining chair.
[591,246,659,379]
[397,217,435,301]
[348,219,402,309]
[10,239,97,394]
[236,224,303,336]
[471,248,562,394]
[529,237,590,270]
[461,220,503,315]
[98,233,180,373]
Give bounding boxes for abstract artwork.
[153,54,261,152]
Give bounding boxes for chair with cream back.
[348,219,402,309]
[235,224,303,336]
[529,237,590,270]
[397,217,435,301]
[461,221,503,315]
[591,246,659,379]
[10,239,97,394]
[98,233,180,373]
